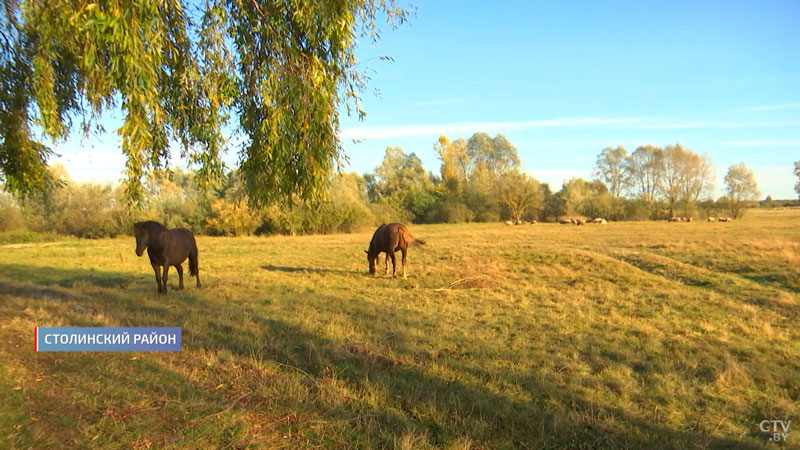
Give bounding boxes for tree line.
[2,132,796,239]
[364,135,776,224]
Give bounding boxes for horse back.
[370,223,407,253]
[167,228,197,260]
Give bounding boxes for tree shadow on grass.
[0,280,83,302]
[0,263,132,288]
[0,264,772,449]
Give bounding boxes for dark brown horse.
[365,223,425,280]
[134,221,201,294]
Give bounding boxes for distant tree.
[724,163,761,218]
[497,171,543,223]
[658,144,714,217]
[463,164,500,221]
[428,132,523,223]
[542,183,566,221]
[625,145,664,206]
[434,136,469,194]
[366,147,435,222]
[466,132,521,176]
[660,144,688,217]
[559,178,611,218]
[594,146,628,197]
[367,147,431,199]
[795,161,800,198]
[681,152,715,209]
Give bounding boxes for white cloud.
[738,103,800,112]
[341,117,800,140]
[718,139,800,148]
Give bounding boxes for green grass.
[1,209,798,449]
[0,230,62,245]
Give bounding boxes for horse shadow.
[260,265,359,275]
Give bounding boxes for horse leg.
[176,264,184,290]
[384,254,389,274]
[162,265,170,294]
[401,247,408,280]
[152,263,163,293]
[389,251,397,277]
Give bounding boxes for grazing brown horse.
[134,221,201,294]
[365,223,425,280]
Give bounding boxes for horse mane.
[136,220,168,233]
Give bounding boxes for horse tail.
[189,251,199,277]
[402,228,425,246]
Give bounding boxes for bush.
[205,199,261,236]
[624,199,653,221]
[49,183,125,238]
[0,230,60,245]
[425,201,475,223]
[257,173,378,235]
[369,201,411,225]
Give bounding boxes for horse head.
[365,249,377,275]
[133,222,150,256]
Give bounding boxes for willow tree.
[0,0,410,204]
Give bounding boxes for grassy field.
[1,209,798,449]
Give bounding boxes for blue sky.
[54,1,800,198]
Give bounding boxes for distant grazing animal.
[134,221,201,294]
[365,223,425,280]
[598,218,607,225]
[707,217,716,222]
[504,220,513,226]
[683,217,693,222]
[592,217,604,224]
[575,219,586,226]
[559,219,571,224]
[668,217,682,222]
[531,220,538,224]
[718,217,733,222]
